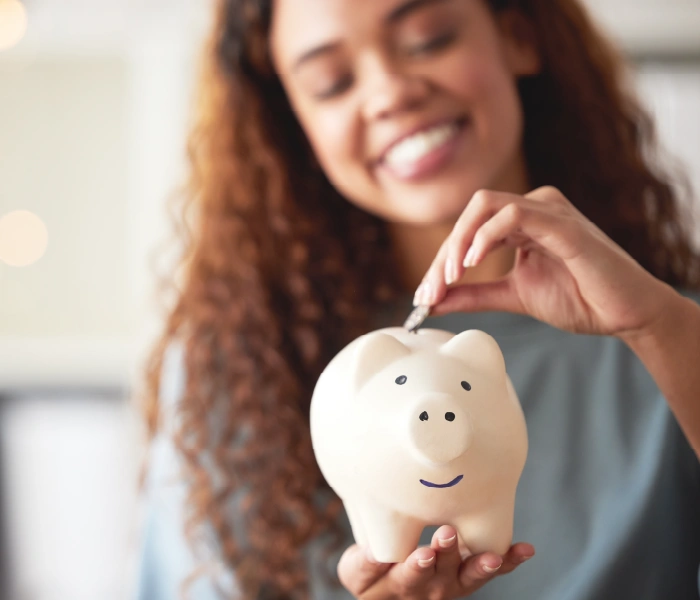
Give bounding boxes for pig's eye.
[461,381,471,391]
[395,375,407,385]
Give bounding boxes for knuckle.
[504,202,524,222]
[471,188,493,211]
[539,185,565,203]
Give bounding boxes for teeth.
[384,122,460,166]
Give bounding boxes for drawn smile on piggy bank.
[420,474,464,488]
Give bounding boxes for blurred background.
[0,0,699,599]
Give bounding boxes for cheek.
[443,55,524,159]
[446,54,520,123]
[301,105,380,208]
[303,107,359,177]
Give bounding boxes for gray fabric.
[134,290,700,600]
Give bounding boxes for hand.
[337,525,534,600]
[415,186,676,340]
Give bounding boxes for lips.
[420,474,464,489]
[374,117,469,182]
[376,117,467,165]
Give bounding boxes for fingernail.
[444,258,456,285]
[483,561,502,574]
[519,554,534,563]
[413,282,426,306]
[463,246,476,268]
[414,281,433,307]
[417,556,435,568]
[438,534,457,549]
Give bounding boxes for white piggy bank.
[310,327,528,563]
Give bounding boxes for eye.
[395,375,407,385]
[461,381,471,391]
[406,32,456,57]
[314,74,353,100]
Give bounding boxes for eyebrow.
[386,0,451,24]
[292,42,340,73]
[291,0,451,73]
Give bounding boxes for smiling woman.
[134,0,700,599]
[271,0,538,224]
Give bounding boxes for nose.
[407,395,471,466]
[361,60,431,121]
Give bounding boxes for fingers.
[431,525,462,576]
[338,539,536,599]
[415,187,580,307]
[371,546,438,598]
[414,237,450,307]
[431,278,520,316]
[458,550,505,588]
[458,542,535,590]
[336,544,392,596]
[497,542,536,575]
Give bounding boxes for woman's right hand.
[337,525,534,600]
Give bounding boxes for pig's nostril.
[419,411,429,421]
[445,412,455,422]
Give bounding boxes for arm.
[619,288,700,461]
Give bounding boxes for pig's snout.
[407,394,471,465]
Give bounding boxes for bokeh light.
[0,0,28,51]
[0,210,48,267]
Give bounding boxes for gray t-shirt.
[134,290,700,600]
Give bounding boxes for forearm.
[620,286,700,459]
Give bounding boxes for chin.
[386,190,476,224]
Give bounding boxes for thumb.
[431,277,521,316]
[337,544,392,596]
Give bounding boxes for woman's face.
[270,0,539,224]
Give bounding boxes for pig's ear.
[352,332,411,392]
[439,330,506,379]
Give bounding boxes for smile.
[377,117,469,182]
[419,474,464,488]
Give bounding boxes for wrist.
[618,285,696,354]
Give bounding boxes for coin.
[403,305,431,333]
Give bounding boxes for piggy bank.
[310,327,528,563]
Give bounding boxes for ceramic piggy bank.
[310,327,528,563]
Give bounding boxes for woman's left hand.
[415,186,678,340]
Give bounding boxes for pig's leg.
[344,501,368,547]
[453,506,514,557]
[359,503,423,563]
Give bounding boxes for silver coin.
[403,305,431,333]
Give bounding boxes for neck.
[388,157,531,292]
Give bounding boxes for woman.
[134,0,700,598]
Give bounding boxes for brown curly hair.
[137,0,700,598]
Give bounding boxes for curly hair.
[136,0,700,598]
